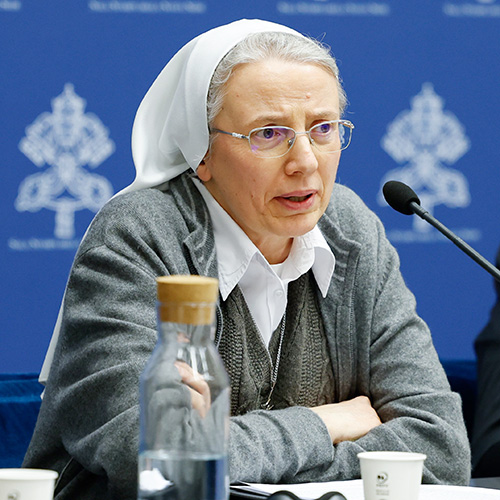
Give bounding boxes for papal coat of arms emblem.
[15,83,114,239]
[378,83,470,233]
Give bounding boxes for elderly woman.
[24,19,470,500]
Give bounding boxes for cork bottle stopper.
[156,275,219,325]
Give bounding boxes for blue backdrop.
[1,0,499,374]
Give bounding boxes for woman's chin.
[279,214,320,239]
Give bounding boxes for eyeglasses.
[210,120,354,159]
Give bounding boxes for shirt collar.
[290,227,335,298]
[193,178,335,300]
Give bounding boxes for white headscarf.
[40,19,305,384]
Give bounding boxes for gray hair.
[206,31,347,127]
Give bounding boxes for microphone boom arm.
[410,201,500,282]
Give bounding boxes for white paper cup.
[0,468,58,500]
[358,451,426,500]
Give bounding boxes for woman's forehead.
[220,60,340,123]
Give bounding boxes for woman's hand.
[174,361,211,418]
[310,396,382,444]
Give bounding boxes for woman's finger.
[175,361,212,416]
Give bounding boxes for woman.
[24,19,470,499]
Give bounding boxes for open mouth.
[284,193,313,202]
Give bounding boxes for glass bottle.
[138,275,230,500]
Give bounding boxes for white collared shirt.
[193,178,335,346]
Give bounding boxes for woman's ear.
[196,152,212,182]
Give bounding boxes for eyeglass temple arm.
[211,128,248,140]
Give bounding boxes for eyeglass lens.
[249,121,351,158]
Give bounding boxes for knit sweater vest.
[217,271,335,416]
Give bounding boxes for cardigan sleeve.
[361,215,470,485]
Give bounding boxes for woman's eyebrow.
[247,110,340,127]
[247,112,289,126]
[309,109,340,121]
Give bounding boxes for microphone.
[383,180,500,282]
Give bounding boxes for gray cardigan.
[24,173,471,499]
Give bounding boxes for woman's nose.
[284,133,319,174]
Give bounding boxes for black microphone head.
[382,180,421,215]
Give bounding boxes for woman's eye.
[316,122,332,134]
[261,128,277,139]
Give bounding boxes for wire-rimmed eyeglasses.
[210,120,354,159]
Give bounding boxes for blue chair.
[0,373,43,468]
[441,359,477,438]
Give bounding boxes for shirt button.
[275,289,284,297]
